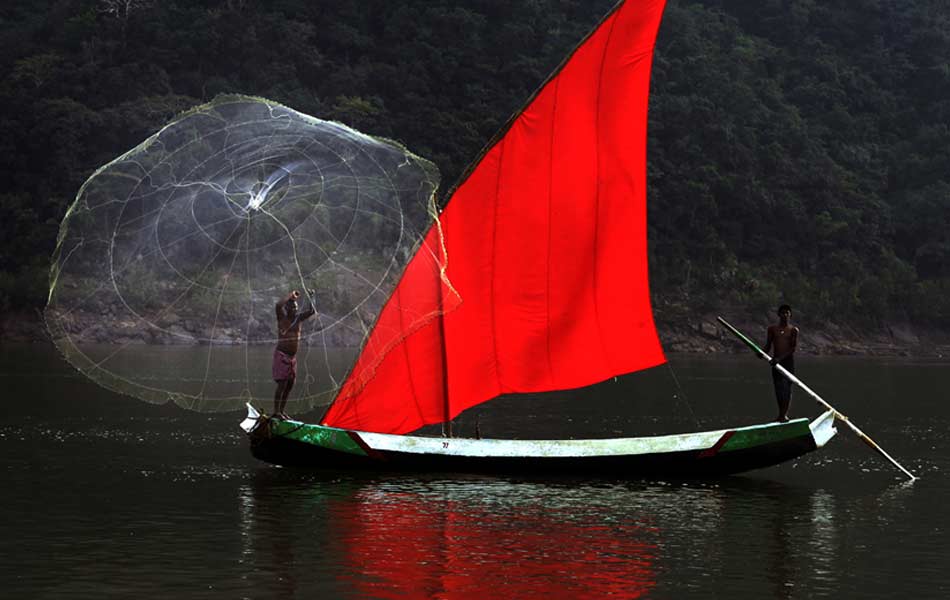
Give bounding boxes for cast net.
[46,95,454,413]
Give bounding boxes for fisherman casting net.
[46,95,455,413]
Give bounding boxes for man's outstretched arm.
[299,298,317,321]
[276,291,299,318]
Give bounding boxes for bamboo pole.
[717,316,916,481]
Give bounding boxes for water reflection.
[681,478,844,599]
[331,485,659,598]
[808,489,838,591]
[234,471,870,598]
[7,343,946,597]
[240,473,668,598]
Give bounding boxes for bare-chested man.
[272,290,316,419]
[763,304,798,422]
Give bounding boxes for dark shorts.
[272,349,297,382]
[771,356,795,402]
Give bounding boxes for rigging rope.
[665,362,701,429]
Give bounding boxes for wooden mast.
[437,218,453,438]
[438,308,452,438]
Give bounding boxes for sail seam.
[545,78,561,385]
[592,12,622,372]
[395,283,426,427]
[490,139,507,390]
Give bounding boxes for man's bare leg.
[273,380,288,417]
[278,376,295,418]
[778,391,791,422]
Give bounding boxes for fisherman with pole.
[764,304,798,422]
[717,315,916,481]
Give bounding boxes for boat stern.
[809,409,837,448]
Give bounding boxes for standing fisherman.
[764,304,798,422]
[272,289,316,419]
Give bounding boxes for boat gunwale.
[248,404,831,460]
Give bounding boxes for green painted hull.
[242,406,837,477]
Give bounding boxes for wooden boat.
[242,405,837,476]
[242,0,843,476]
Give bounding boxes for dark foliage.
[1,0,948,326]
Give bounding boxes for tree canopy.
[1,0,948,327]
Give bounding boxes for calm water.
[2,343,948,598]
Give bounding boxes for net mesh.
[46,95,453,413]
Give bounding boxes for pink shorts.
[272,349,297,382]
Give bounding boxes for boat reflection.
[238,471,853,598]
[330,483,658,598]
[240,472,659,598]
[705,478,842,599]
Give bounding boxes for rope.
[247,412,308,447]
[666,362,701,429]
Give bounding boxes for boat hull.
[242,406,837,478]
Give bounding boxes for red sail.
[322,0,667,434]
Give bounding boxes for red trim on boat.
[347,431,387,461]
[697,431,736,459]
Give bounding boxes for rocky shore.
[4,308,949,358]
[656,315,950,358]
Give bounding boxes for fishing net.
[46,95,455,413]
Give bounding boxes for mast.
[439,310,452,438]
[438,261,452,438]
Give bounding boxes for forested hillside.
[1,0,948,329]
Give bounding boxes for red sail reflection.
[332,488,657,599]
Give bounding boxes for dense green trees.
[647,0,950,324]
[1,0,948,326]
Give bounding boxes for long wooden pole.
[717,316,916,481]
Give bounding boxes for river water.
[1,343,947,598]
